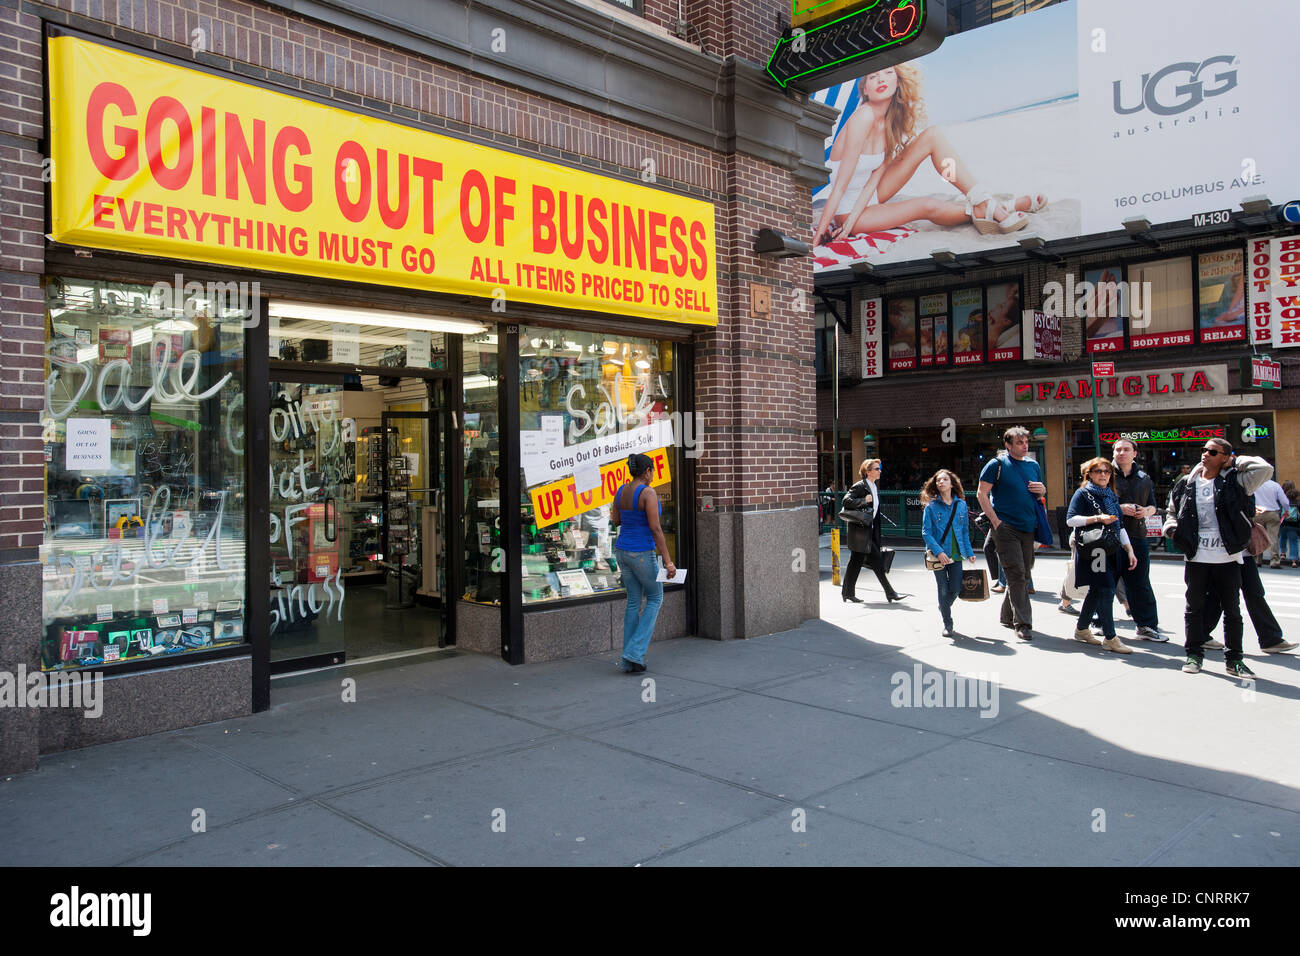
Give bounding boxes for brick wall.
[0,0,47,555]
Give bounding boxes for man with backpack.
[977,426,1045,642]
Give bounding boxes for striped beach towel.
[813,226,917,269]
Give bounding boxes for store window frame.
[498,323,696,657]
[39,269,257,680]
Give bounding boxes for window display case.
[40,276,248,671]
[517,327,678,606]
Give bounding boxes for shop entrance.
[267,368,451,672]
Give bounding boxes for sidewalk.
[3,551,1298,866]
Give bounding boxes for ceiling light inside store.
[462,374,495,389]
[268,300,486,335]
[634,359,651,370]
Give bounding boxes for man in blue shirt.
[977,426,1045,641]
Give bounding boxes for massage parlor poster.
[811,0,1300,272]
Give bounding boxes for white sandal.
[1024,193,1048,213]
[965,185,1029,235]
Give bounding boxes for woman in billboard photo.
[812,64,1048,247]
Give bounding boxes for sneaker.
[942,627,954,638]
[1226,660,1256,678]
[1135,626,1168,642]
[991,584,1006,593]
[1015,627,1033,642]
[1058,603,1079,616]
[1262,641,1298,654]
[1073,627,1102,645]
[1100,636,1133,654]
[1182,654,1203,673]
[1202,638,1225,650]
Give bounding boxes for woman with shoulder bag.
[1065,457,1138,654]
[841,459,906,604]
[921,470,975,637]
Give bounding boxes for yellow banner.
[529,448,671,528]
[48,36,717,326]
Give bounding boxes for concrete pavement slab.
[589,692,953,797]
[753,655,1031,733]
[968,664,1300,811]
[409,654,728,732]
[128,803,436,867]
[1144,802,1299,866]
[174,689,556,795]
[815,738,1266,866]
[595,632,843,690]
[649,806,988,866]
[0,735,294,866]
[323,736,784,866]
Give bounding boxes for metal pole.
[831,321,841,585]
[1090,364,1101,459]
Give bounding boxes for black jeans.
[1202,555,1283,648]
[842,549,899,600]
[1184,561,1244,663]
[1118,534,1158,628]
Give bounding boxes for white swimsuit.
[828,153,885,217]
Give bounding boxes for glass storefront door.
[268,371,450,671]
[268,376,349,667]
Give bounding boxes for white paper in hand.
[656,567,686,583]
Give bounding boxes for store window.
[518,328,678,605]
[462,331,501,604]
[41,277,248,671]
[1128,255,1194,349]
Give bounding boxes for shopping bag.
[879,547,895,573]
[958,568,989,602]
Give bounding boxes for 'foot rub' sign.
[530,449,671,527]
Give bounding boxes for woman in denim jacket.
[921,469,975,637]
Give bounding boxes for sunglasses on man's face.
[1202,448,1224,457]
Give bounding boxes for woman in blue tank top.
[609,453,678,673]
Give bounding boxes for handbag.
[924,502,959,571]
[958,567,989,601]
[1076,490,1120,557]
[1247,520,1270,557]
[844,520,873,554]
[878,546,895,573]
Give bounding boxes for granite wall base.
[456,600,504,657]
[696,506,820,640]
[37,656,252,757]
[0,561,42,774]
[525,588,685,663]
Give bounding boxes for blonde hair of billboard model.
[813,63,1047,246]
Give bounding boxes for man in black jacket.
[1163,438,1272,678]
[1111,439,1163,640]
[1200,482,1298,656]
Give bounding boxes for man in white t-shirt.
[1163,438,1273,678]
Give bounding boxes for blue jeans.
[932,562,963,630]
[1281,524,1299,561]
[616,548,663,666]
[1078,582,1117,638]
